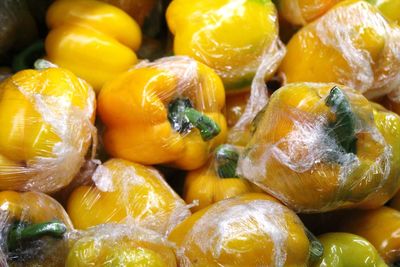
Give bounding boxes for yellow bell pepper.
[0,191,73,266]
[276,0,342,25]
[166,0,281,92]
[312,232,387,267]
[66,224,177,267]
[372,0,400,24]
[280,0,400,101]
[98,57,227,170]
[184,145,260,212]
[337,207,400,265]
[67,158,190,234]
[45,0,141,91]
[238,83,400,212]
[225,92,250,128]
[99,0,158,26]
[0,62,95,193]
[169,193,319,266]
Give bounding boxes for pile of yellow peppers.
[0,0,400,266]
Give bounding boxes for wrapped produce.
[0,191,73,266]
[184,144,260,212]
[238,83,400,212]
[169,193,321,266]
[166,0,285,93]
[98,56,227,170]
[338,207,400,265]
[373,0,400,24]
[280,0,400,104]
[312,233,387,266]
[276,0,342,26]
[0,62,96,193]
[66,224,178,266]
[45,0,142,91]
[225,92,250,128]
[67,158,190,235]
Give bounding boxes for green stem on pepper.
[215,144,240,178]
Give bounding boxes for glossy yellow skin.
[0,67,95,192]
[313,233,387,267]
[0,191,73,266]
[373,0,400,24]
[240,83,400,212]
[67,230,177,267]
[169,193,310,266]
[277,0,342,25]
[100,0,157,25]
[280,0,400,100]
[167,0,279,92]
[67,159,190,234]
[338,207,400,264]
[45,0,141,91]
[98,59,227,170]
[184,157,259,212]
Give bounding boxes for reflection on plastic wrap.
[239,83,400,212]
[277,0,342,26]
[67,158,191,235]
[0,62,96,193]
[98,56,227,170]
[169,193,311,266]
[280,0,400,104]
[166,0,285,93]
[66,223,178,266]
[0,191,73,267]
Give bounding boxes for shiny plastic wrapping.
[169,193,312,266]
[166,0,286,93]
[238,83,400,212]
[276,0,342,26]
[0,191,73,267]
[0,62,96,193]
[66,223,178,266]
[280,0,400,104]
[67,158,191,235]
[98,56,227,170]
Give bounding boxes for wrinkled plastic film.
[228,38,286,145]
[0,191,73,267]
[238,83,398,212]
[0,62,96,193]
[67,158,191,235]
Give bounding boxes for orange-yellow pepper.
[184,145,260,212]
[98,57,227,170]
[169,193,317,266]
[0,63,95,193]
[45,0,141,91]
[67,158,190,234]
[338,206,400,265]
[0,191,73,266]
[238,83,400,212]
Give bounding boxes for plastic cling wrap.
[276,0,342,26]
[238,83,400,212]
[67,158,191,235]
[0,63,96,193]
[98,56,227,170]
[66,224,178,266]
[166,0,285,93]
[280,0,400,103]
[169,193,313,266]
[0,191,73,267]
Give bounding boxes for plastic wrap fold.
[0,191,73,267]
[166,0,285,93]
[280,0,400,104]
[169,193,312,266]
[0,63,96,193]
[98,56,227,170]
[67,158,191,235]
[238,83,400,212]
